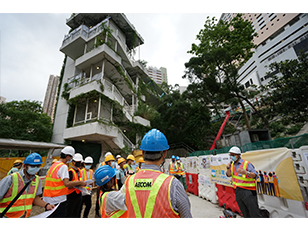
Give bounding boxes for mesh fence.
[189,133,308,157]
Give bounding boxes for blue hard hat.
[94,165,116,186]
[176,156,180,160]
[23,153,43,165]
[171,155,175,159]
[140,129,169,152]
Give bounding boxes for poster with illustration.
[210,153,232,186]
[199,155,211,170]
[186,156,198,173]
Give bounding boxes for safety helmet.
[61,146,75,156]
[117,157,126,165]
[229,146,241,155]
[105,152,113,157]
[171,155,175,159]
[24,153,43,165]
[84,156,93,164]
[94,165,116,186]
[126,154,135,161]
[140,129,169,152]
[116,155,121,159]
[13,159,23,165]
[73,153,83,162]
[52,159,58,164]
[175,156,180,161]
[138,157,145,163]
[105,154,115,162]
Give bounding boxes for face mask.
[123,164,127,169]
[230,156,237,162]
[85,165,91,170]
[111,161,115,168]
[27,166,40,175]
[172,159,175,162]
[66,157,72,164]
[177,161,180,164]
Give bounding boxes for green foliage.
[61,82,71,100]
[134,102,159,121]
[269,121,286,138]
[286,124,303,135]
[0,100,52,142]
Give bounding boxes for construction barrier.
[216,183,242,216]
[186,172,199,196]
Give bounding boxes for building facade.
[220,13,308,89]
[147,66,168,85]
[0,96,6,104]
[43,75,59,122]
[52,13,156,164]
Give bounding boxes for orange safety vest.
[135,166,140,173]
[169,162,178,175]
[100,162,106,167]
[176,162,185,176]
[43,161,68,197]
[80,168,93,192]
[0,172,39,218]
[231,160,256,190]
[67,167,82,195]
[99,191,127,218]
[125,169,180,218]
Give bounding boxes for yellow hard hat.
[126,154,135,161]
[118,157,126,165]
[138,157,145,163]
[105,154,115,162]
[14,159,23,164]
[52,159,58,163]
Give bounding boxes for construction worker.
[126,154,136,175]
[106,128,192,218]
[135,157,145,173]
[169,155,178,177]
[43,146,86,218]
[116,157,127,189]
[226,146,262,218]
[95,165,127,218]
[0,153,55,218]
[175,156,189,196]
[115,155,122,170]
[66,153,85,218]
[7,159,23,175]
[79,156,94,218]
[99,152,113,167]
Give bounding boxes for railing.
[118,129,135,150]
[62,25,89,48]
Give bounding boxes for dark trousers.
[66,191,82,218]
[235,187,262,218]
[47,201,67,218]
[80,194,92,218]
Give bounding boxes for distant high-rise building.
[43,75,59,122]
[0,96,6,104]
[147,66,168,85]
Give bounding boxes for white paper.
[84,179,94,184]
[30,203,60,218]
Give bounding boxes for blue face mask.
[230,156,237,162]
[66,157,72,164]
[85,165,91,170]
[111,161,115,168]
[27,166,40,175]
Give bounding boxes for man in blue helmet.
[105,128,192,218]
[168,155,178,177]
[0,153,55,218]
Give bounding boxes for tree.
[0,100,53,143]
[183,14,268,129]
[259,53,308,124]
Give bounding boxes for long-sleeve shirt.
[105,164,192,218]
[233,158,258,178]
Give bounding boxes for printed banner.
[198,175,212,186]
[210,154,232,186]
[199,155,211,170]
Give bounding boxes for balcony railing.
[61,25,89,48]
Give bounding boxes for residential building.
[220,13,308,89]
[52,13,161,165]
[43,75,59,122]
[147,66,168,85]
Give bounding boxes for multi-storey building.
[43,75,59,122]
[52,13,159,164]
[220,13,308,89]
[147,66,168,85]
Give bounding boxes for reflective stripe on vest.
[0,172,39,218]
[99,192,127,218]
[67,168,82,195]
[231,160,256,190]
[125,169,179,218]
[43,161,68,197]
[169,162,178,175]
[176,163,185,176]
[81,168,93,191]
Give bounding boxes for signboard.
[210,154,232,186]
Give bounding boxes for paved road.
[188,193,243,218]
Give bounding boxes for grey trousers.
[235,187,262,218]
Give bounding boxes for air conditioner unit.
[86,112,92,120]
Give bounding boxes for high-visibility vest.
[135,166,140,173]
[99,191,127,218]
[125,169,180,218]
[169,162,178,175]
[100,162,106,167]
[0,172,39,218]
[80,168,93,192]
[43,161,68,197]
[231,160,256,190]
[176,162,185,176]
[67,168,82,195]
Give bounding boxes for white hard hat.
[116,155,121,159]
[61,146,75,156]
[73,153,83,162]
[229,146,241,155]
[105,152,112,157]
[85,156,93,164]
